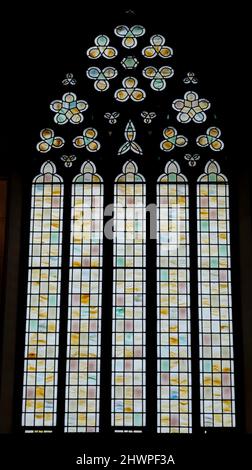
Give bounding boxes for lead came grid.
[22,162,63,429]
[197,161,235,428]
[65,162,103,432]
[112,162,146,430]
[157,161,192,433]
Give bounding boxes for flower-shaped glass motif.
[121,56,139,70]
[73,128,101,152]
[184,153,200,166]
[114,25,145,48]
[142,66,174,91]
[183,72,198,84]
[118,120,143,155]
[87,35,118,59]
[104,112,120,124]
[196,127,224,151]
[141,111,156,124]
[36,128,65,153]
[172,91,211,123]
[142,34,173,58]
[114,77,146,102]
[61,155,77,167]
[50,92,88,125]
[160,127,188,152]
[62,73,77,86]
[86,67,118,92]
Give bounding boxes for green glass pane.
[210,257,218,268]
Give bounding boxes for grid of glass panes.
[22,162,63,429]
[197,167,235,427]
[112,163,146,430]
[65,166,103,432]
[157,164,192,433]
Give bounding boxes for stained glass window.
[22,161,63,430]
[111,161,146,431]
[21,18,239,435]
[65,162,103,432]
[157,161,191,433]
[197,160,235,428]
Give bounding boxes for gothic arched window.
[20,18,238,434]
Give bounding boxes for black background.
[0,1,251,467]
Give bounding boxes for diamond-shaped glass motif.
[121,56,139,70]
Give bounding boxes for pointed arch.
[158,160,188,183]
[73,161,103,183]
[198,160,228,183]
[115,160,145,182]
[33,161,63,183]
[22,161,64,430]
